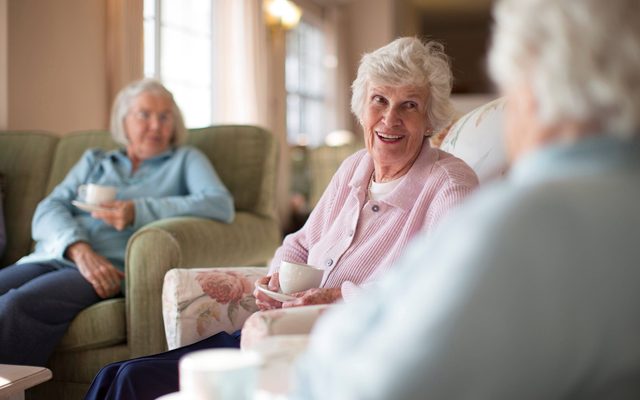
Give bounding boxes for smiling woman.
[363,84,430,181]
[351,37,458,185]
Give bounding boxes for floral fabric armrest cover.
[162,267,267,349]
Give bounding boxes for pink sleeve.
[425,159,479,231]
[340,281,363,302]
[268,163,346,275]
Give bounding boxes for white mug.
[179,349,262,400]
[278,261,324,295]
[250,335,310,395]
[78,183,117,205]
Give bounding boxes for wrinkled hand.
[282,287,342,308]
[66,241,125,299]
[91,200,135,231]
[254,273,283,311]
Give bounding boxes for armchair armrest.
[125,212,279,357]
[162,266,267,350]
[240,304,334,350]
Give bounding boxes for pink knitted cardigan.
[269,141,478,300]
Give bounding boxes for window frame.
[285,18,328,147]
[143,0,216,128]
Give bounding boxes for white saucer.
[72,200,111,213]
[255,282,296,302]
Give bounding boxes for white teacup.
[278,261,324,295]
[78,183,117,205]
[179,349,262,400]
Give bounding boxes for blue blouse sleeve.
[30,149,104,260]
[131,147,235,229]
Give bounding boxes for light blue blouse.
[19,146,234,270]
[293,135,640,399]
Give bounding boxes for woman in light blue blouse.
[0,78,234,366]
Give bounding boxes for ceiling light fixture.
[264,0,302,30]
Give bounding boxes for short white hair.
[488,0,640,138]
[351,37,455,134]
[109,78,188,146]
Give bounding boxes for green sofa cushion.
[57,298,126,351]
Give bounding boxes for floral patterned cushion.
[162,267,267,350]
[440,97,508,183]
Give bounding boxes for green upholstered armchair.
[0,125,281,400]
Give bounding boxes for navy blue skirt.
[84,330,242,400]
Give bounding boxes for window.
[286,20,327,147]
[144,0,214,128]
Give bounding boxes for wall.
[344,0,395,137]
[7,0,109,133]
[421,11,492,93]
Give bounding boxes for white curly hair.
[488,0,640,138]
[350,37,455,135]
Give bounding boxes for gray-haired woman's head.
[110,78,187,146]
[351,37,455,134]
[488,0,640,138]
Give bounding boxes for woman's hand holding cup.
[254,273,283,311]
[281,287,342,308]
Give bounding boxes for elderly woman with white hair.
[291,0,640,399]
[84,37,478,400]
[0,78,234,367]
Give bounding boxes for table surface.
[0,364,52,398]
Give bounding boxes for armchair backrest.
[0,125,277,267]
[0,131,58,266]
[45,125,278,218]
[45,130,118,194]
[187,125,277,218]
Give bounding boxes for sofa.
[0,125,281,400]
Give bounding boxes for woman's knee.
[114,359,180,397]
[0,289,30,316]
[117,360,173,383]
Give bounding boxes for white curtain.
[106,0,144,108]
[213,0,291,225]
[212,0,269,128]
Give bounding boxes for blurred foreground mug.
[251,334,310,395]
[179,348,263,400]
[78,183,117,205]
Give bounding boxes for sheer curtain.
[212,0,269,128]
[107,0,286,224]
[106,0,144,107]
[213,0,288,223]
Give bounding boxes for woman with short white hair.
[0,78,234,367]
[289,0,640,398]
